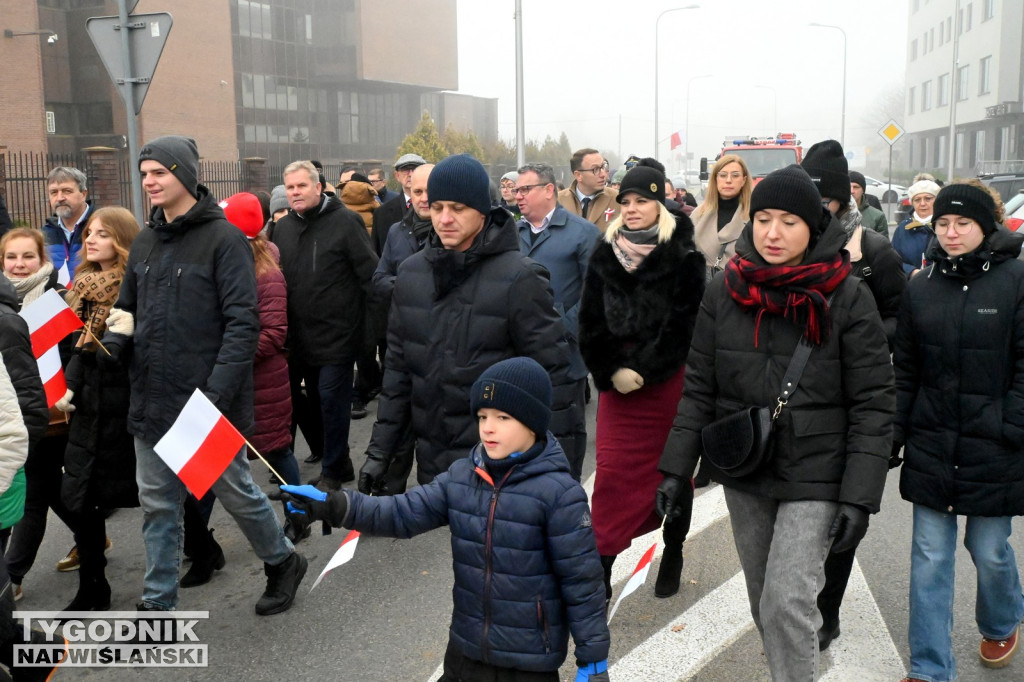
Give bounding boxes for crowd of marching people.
[0,130,1020,682]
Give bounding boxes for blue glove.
[269,485,350,528]
[575,660,609,682]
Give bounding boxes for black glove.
[358,453,389,495]
[888,442,904,470]
[655,475,684,521]
[829,503,869,554]
[95,333,126,371]
[269,485,350,528]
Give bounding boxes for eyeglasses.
[578,163,609,176]
[513,184,548,197]
[933,218,977,235]
[369,178,386,184]
[717,171,745,180]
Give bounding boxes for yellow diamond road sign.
[878,119,905,146]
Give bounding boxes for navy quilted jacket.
[345,436,610,672]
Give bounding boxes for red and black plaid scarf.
[724,251,851,346]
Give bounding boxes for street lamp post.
[655,4,700,157]
[808,22,847,146]
[685,74,713,172]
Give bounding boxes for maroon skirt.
[592,367,686,556]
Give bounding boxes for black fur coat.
[578,215,706,392]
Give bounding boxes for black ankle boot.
[599,555,616,603]
[62,574,111,612]
[181,529,225,588]
[654,550,684,598]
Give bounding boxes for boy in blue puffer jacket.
[275,357,610,681]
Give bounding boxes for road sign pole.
[118,0,144,226]
[888,146,894,224]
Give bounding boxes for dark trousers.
[72,506,108,579]
[353,346,383,404]
[6,436,77,584]
[565,378,588,482]
[288,359,355,480]
[440,640,559,682]
[380,425,416,495]
[817,544,857,629]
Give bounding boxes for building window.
[975,129,986,164]
[913,0,920,11]
[979,56,991,94]
[957,65,969,100]
[958,8,964,34]
[908,86,916,114]
[966,3,973,30]
[911,39,918,60]
[922,80,932,111]
[939,23,944,46]
[1001,125,1016,159]
[955,132,965,167]
[937,135,947,167]
[238,0,272,40]
[946,17,952,41]
[929,28,934,51]
[338,91,359,144]
[938,73,949,106]
[983,0,994,20]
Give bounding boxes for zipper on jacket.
[312,240,317,273]
[480,468,515,664]
[536,596,551,654]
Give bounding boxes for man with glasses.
[515,163,600,480]
[372,153,426,256]
[558,148,619,233]
[368,168,398,204]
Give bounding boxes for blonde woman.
[692,154,753,281]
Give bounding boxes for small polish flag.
[56,261,71,287]
[309,530,361,592]
[154,389,245,499]
[36,346,67,408]
[19,289,83,357]
[607,542,657,623]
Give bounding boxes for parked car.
[980,173,1024,203]
[863,175,907,204]
[1005,191,1024,231]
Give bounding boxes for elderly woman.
[657,165,894,681]
[691,154,753,282]
[578,163,705,601]
[892,177,940,276]
[894,183,1024,682]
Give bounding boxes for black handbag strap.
[772,292,836,419]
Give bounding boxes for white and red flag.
[607,542,657,623]
[18,289,83,407]
[309,530,361,592]
[154,389,245,499]
[670,130,684,150]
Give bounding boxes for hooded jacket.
[896,226,1024,517]
[366,208,577,484]
[659,218,895,511]
[0,277,48,447]
[345,436,609,672]
[114,186,259,443]
[892,215,933,275]
[272,194,379,365]
[578,214,706,392]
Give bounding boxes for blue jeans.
[908,504,1024,682]
[135,439,293,609]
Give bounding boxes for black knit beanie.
[139,135,200,198]
[802,139,850,206]
[750,165,823,235]
[932,183,999,235]
[616,165,666,205]
[849,171,867,190]
[427,154,492,216]
[470,357,552,437]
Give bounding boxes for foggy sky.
[455,0,910,171]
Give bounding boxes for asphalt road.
[11,390,1024,681]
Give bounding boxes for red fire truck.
[700,133,803,186]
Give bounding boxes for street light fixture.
[685,74,713,172]
[808,22,846,146]
[655,4,700,157]
[4,29,58,44]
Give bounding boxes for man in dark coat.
[272,160,379,491]
[358,154,578,492]
[109,135,306,616]
[371,153,426,256]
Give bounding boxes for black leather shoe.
[818,620,841,651]
[181,531,226,588]
[304,452,323,464]
[255,553,307,615]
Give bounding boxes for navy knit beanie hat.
[802,139,851,207]
[750,165,825,237]
[470,357,552,437]
[139,135,200,198]
[932,183,999,235]
[427,154,492,217]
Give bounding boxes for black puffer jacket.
[0,278,47,447]
[61,347,138,513]
[660,219,895,512]
[272,194,379,365]
[852,226,906,350]
[115,186,259,443]
[345,436,609,672]
[367,208,576,484]
[578,214,706,391]
[896,227,1024,517]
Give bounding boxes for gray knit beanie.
[139,135,200,198]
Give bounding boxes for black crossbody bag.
[700,337,815,478]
